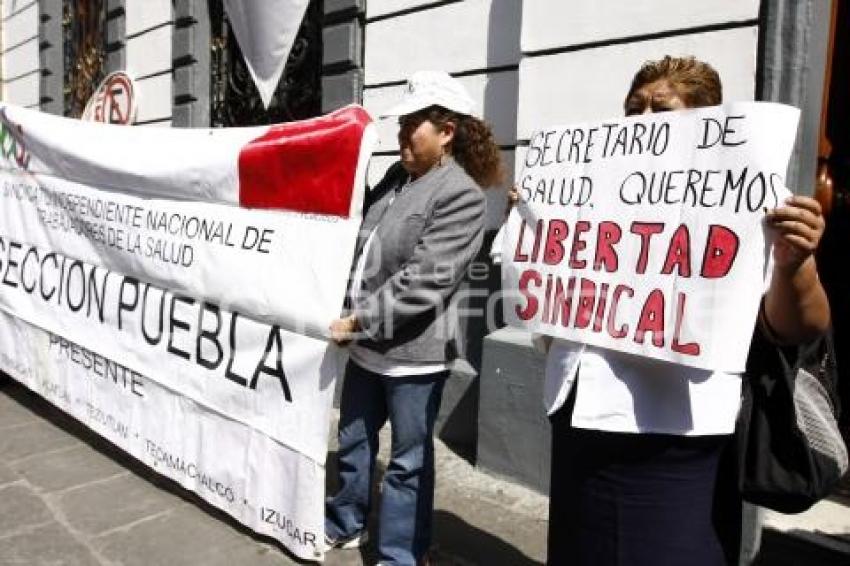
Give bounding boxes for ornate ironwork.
[210,0,322,127]
[63,0,106,118]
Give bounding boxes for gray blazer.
[349,158,485,363]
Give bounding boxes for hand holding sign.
[765,195,825,270]
[761,194,830,344]
[329,314,359,345]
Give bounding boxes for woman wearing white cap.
[325,70,503,565]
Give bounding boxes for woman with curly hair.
[324,70,502,566]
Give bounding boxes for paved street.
[0,379,547,565]
[6,374,850,565]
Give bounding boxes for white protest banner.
[0,103,375,337]
[0,311,328,558]
[0,102,378,561]
[502,102,800,373]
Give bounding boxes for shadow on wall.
[438,231,500,463]
[487,0,523,93]
[482,0,522,230]
[438,0,523,461]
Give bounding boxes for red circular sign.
[82,72,138,125]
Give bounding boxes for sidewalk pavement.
[757,497,850,565]
[4,376,850,566]
[0,379,547,565]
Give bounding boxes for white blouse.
[543,339,742,435]
[492,222,775,436]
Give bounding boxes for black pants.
[547,400,741,566]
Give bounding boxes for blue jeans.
[326,361,447,565]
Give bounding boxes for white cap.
[381,70,477,118]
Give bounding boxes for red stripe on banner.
[238,105,371,217]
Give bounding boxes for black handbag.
[737,321,847,513]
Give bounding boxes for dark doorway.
[816,0,849,436]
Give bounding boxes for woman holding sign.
[543,56,830,565]
[325,71,503,565]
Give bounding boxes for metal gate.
[209,0,323,127]
[62,0,106,118]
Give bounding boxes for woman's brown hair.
[424,106,504,188]
[626,55,723,110]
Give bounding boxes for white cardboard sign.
[502,102,800,372]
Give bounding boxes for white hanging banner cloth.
[224,0,311,109]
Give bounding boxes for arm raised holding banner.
[763,195,830,342]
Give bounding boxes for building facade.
[1,0,846,492]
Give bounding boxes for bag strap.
[738,301,838,441]
[745,300,837,407]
